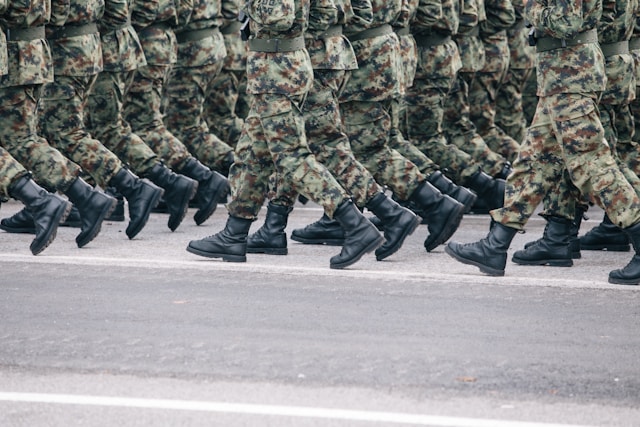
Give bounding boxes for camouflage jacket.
[245,0,313,96]
[306,0,358,70]
[343,0,402,34]
[48,0,104,76]
[506,0,534,70]
[525,0,605,96]
[0,0,53,87]
[173,0,227,68]
[100,0,146,72]
[456,0,485,72]
[599,0,636,45]
[480,0,514,37]
[130,0,186,66]
[220,0,245,71]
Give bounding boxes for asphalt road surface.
[0,198,638,427]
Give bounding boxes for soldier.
[162,0,237,177]
[124,0,230,226]
[245,0,420,261]
[85,0,199,233]
[187,0,385,270]
[0,0,120,248]
[204,0,249,149]
[445,0,640,286]
[626,14,640,171]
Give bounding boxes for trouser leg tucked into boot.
[146,163,198,231]
[9,175,72,255]
[179,158,230,226]
[466,169,505,212]
[428,171,477,214]
[580,213,630,252]
[247,202,293,255]
[290,214,345,246]
[109,168,163,239]
[64,178,117,248]
[608,222,640,285]
[187,215,252,262]
[445,222,518,276]
[512,216,573,267]
[365,192,420,261]
[330,199,384,269]
[408,181,465,252]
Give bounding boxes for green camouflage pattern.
[0,146,28,199]
[456,0,484,73]
[99,0,147,73]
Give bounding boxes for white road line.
[0,392,593,427]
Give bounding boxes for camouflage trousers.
[164,61,235,174]
[274,69,382,209]
[39,75,124,189]
[0,85,79,192]
[521,68,538,127]
[123,63,193,171]
[341,99,425,201]
[442,72,508,178]
[227,92,348,220]
[617,49,640,172]
[85,70,158,176]
[491,93,640,230]
[404,76,480,186]
[0,146,28,199]
[204,68,248,148]
[495,67,534,145]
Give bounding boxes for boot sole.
[168,181,199,232]
[375,216,421,261]
[127,188,164,240]
[425,203,465,252]
[581,244,630,252]
[0,224,36,234]
[444,245,505,276]
[608,276,640,285]
[246,247,288,255]
[186,245,246,262]
[330,235,384,270]
[76,198,118,248]
[512,257,573,267]
[290,236,344,246]
[31,202,72,256]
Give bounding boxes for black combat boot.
[466,169,505,212]
[246,202,293,255]
[146,163,198,231]
[0,207,37,234]
[104,187,125,221]
[407,181,465,252]
[290,214,345,245]
[109,168,163,239]
[580,213,630,251]
[523,207,585,259]
[365,192,420,261]
[64,178,117,248]
[608,222,640,285]
[186,215,253,262]
[445,222,518,276]
[8,175,72,255]
[428,171,477,214]
[179,158,230,225]
[330,199,384,269]
[512,216,573,267]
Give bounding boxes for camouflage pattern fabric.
[491,0,640,230]
[623,14,640,172]
[0,146,28,199]
[226,0,348,220]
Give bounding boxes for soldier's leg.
[495,67,533,144]
[204,68,245,148]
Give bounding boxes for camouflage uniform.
[0,0,81,192]
[162,0,236,175]
[491,0,640,231]
[203,0,248,148]
[468,0,519,162]
[225,0,349,220]
[495,0,535,144]
[85,0,159,176]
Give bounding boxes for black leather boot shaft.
[330,199,384,269]
[608,221,640,285]
[9,176,71,255]
[290,213,345,245]
[366,192,420,261]
[65,178,117,248]
[0,207,36,234]
[409,181,465,252]
[467,170,505,211]
[187,215,253,262]
[512,216,573,267]
[179,158,229,226]
[247,202,293,255]
[146,163,198,231]
[109,168,163,239]
[105,187,125,222]
[428,171,477,214]
[445,222,518,276]
[580,213,630,251]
